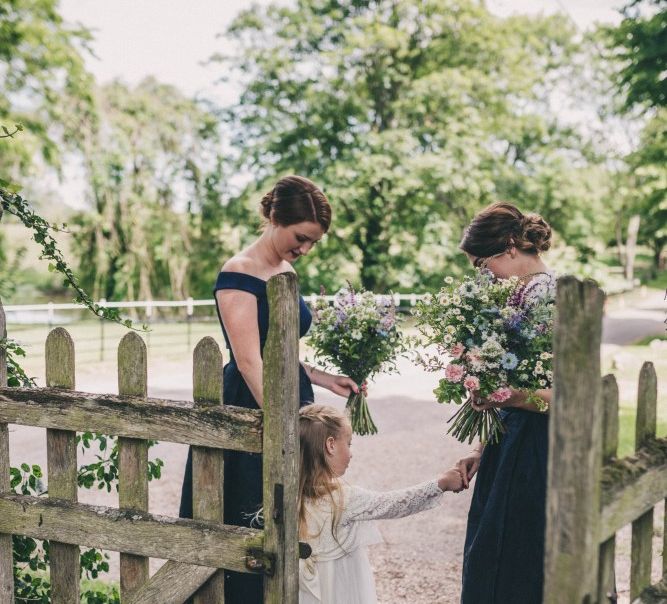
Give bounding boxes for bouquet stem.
[346,391,377,436]
[446,399,505,444]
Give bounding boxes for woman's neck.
[513,256,549,281]
[251,228,284,268]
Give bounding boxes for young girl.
[298,404,463,603]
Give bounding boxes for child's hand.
[438,468,464,493]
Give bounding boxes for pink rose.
[450,343,465,359]
[444,363,465,382]
[463,375,480,391]
[489,387,513,403]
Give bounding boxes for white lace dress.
[299,480,444,603]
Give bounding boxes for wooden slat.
[263,273,300,604]
[631,362,658,601]
[0,300,13,600]
[46,328,79,603]
[126,560,215,604]
[192,337,225,604]
[543,277,605,604]
[599,374,619,604]
[0,387,262,451]
[600,445,667,540]
[0,494,264,572]
[118,333,150,598]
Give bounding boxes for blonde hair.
[298,404,349,540]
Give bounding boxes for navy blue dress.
[179,271,314,603]
[461,407,549,604]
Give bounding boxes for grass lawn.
[602,343,667,457]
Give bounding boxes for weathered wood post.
[46,327,79,603]
[598,374,619,603]
[263,272,300,604]
[118,332,149,598]
[0,300,14,600]
[192,336,225,604]
[544,276,605,604]
[630,362,658,600]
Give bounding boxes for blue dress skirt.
[461,408,549,604]
[179,271,314,603]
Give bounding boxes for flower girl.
[298,404,463,603]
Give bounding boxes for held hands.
[455,448,483,489]
[438,468,465,493]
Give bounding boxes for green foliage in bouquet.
[308,287,412,435]
[414,271,555,444]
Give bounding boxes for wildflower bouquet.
[414,271,555,444]
[308,287,410,435]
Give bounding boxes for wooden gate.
[0,272,302,603]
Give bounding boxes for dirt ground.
[6,289,666,602]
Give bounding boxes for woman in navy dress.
[180,175,362,603]
[456,202,555,604]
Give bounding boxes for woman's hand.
[324,374,368,398]
[456,448,483,489]
[306,364,368,399]
[471,388,550,413]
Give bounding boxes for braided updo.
[260,175,331,232]
[459,202,551,257]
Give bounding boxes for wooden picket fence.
[0,272,302,603]
[545,276,665,603]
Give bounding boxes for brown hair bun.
[460,201,552,257]
[260,190,274,220]
[519,213,552,253]
[259,175,332,232]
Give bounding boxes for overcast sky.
[60,0,625,104]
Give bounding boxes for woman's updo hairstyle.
[260,175,332,233]
[459,201,552,257]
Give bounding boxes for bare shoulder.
[221,255,258,275]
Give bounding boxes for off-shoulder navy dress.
[461,407,549,603]
[179,271,314,603]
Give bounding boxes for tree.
[0,0,94,178]
[626,109,667,274]
[72,78,223,302]
[607,0,667,111]
[603,0,667,277]
[218,0,594,291]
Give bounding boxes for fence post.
[46,327,79,603]
[0,300,14,600]
[598,374,619,603]
[630,362,658,600]
[544,276,605,604]
[263,273,300,604]
[192,336,225,604]
[118,333,149,598]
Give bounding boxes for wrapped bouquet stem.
[345,382,376,435]
[308,286,411,435]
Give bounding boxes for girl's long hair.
[298,404,348,540]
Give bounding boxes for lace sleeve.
[340,480,443,526]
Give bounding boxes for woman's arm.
[456,443,484,489]
[216,289,264,407]
[472,388,552,414]
[302,363,363,398]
